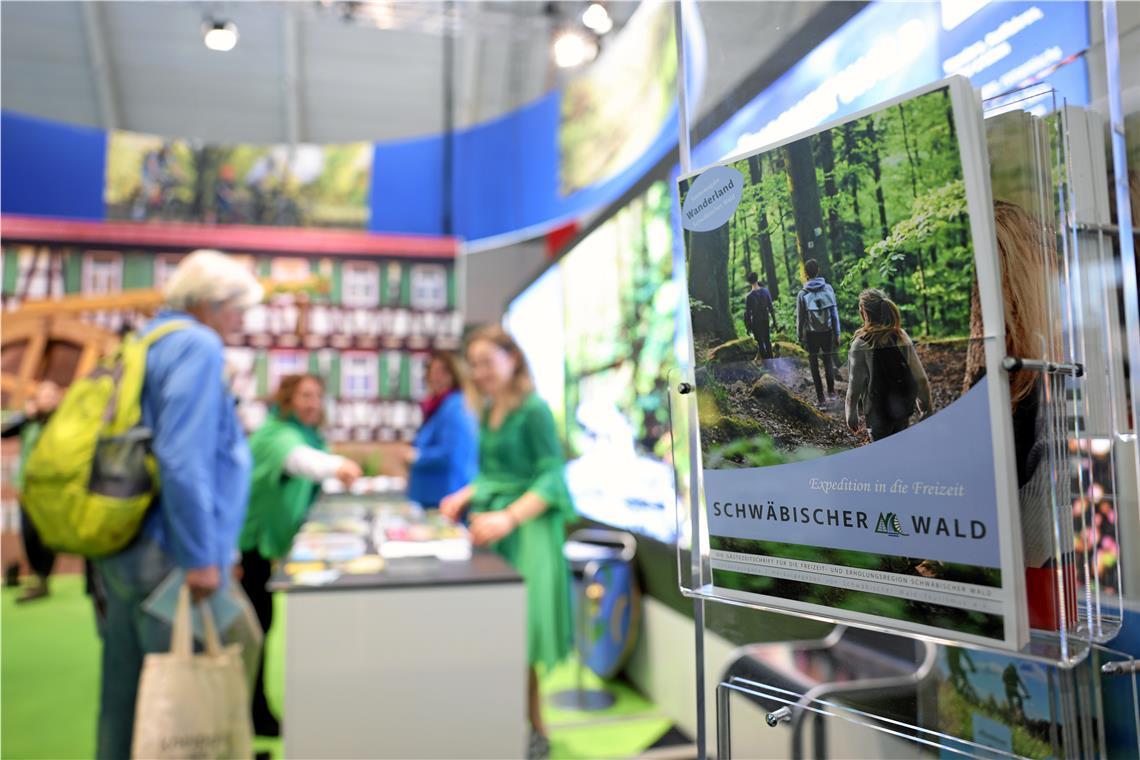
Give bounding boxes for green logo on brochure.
[874,512,908,537]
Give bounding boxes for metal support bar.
[1002,356,1084,377]
[716,683,733,760]
[766,706,792,728]
[1075,222,1122,236]
[674,1,693,178]
[81,3,123,130]
[442,0,455,235]
[675,5,706,755]
[1101,660,1140,676]
[1103,0,1140,522]
[457,1,483,126]
[283,7,304,144]
[812,712,827,760]
[694,599,707,759]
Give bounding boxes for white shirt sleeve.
[283,445,345,482]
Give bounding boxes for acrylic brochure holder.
[710,635,1138,760]
[668,1,1140,757]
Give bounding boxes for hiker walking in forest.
[795,259,840,405]
[744,271,778,360]
[845,288,933,442]
[1003,664,1031,721]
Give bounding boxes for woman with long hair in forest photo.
[845,288,933,441]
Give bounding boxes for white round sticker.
[680,165,743,232]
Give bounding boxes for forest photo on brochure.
[678,77,1026,649]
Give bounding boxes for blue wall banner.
[0,1,705,248]
[1,111,106,220]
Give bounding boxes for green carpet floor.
[1,576,670,759]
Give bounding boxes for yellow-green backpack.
[21,321,190,557]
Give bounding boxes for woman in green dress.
[440,326,573,758]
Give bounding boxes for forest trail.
[701,348,861,456]
[700,338,970,460]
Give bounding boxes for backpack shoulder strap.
[139,320,193,348]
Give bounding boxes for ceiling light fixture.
[552,28,598,68]
[203,19,239,52]
[581,3,613,35]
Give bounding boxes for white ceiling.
[2,1,629,143]
[1,0,831,146]
[2,0,847,325]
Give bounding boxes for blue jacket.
[139,311,251,576]
[408,391,477,507]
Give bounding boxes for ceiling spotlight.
[582,3,613,35]
[203,19,239,52]
[552,29,598,68]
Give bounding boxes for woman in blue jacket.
[405,352,478,507]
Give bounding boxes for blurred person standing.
[404,352,478,509]
[796,258,841,406]
[440,327,573,760]
[239,374,362,737]
[95,250,263,760]
[1,381,62,602]
[744,271,778,360]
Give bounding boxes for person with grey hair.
[95,249,263,760]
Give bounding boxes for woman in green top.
[240,374,361,737]
[441,327,574,758]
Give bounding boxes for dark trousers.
[95,537,176,760]
[19,507,55,581]
[868,414,911,442]
[805,332,837,403]
[240,550,276,728]
[752,324,773,360]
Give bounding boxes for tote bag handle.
[171,584,225,659]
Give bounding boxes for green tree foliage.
[105,136,371,228]
[691,86,975,345]
[562,181,678,457]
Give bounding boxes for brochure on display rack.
[678,76,1028,650]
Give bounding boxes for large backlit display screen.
[558,0,677,196]
[695,1,1091,169]
[507,181,680,542]
[504,263,566,437]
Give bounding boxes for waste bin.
[549,529,640,711]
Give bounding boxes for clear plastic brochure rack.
[668,2,1140,758]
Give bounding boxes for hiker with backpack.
[58,249,262,760]
[844,288,933,442]
[795,259,841,405]
[744,272,778,360]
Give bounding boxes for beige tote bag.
[131,585,254,759]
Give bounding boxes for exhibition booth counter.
[270,494,526,759]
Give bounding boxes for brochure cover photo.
[928,648,1053,759]
[678,77,1026,649]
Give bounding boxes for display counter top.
[270,550,521,593]
[268,492,522,593]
